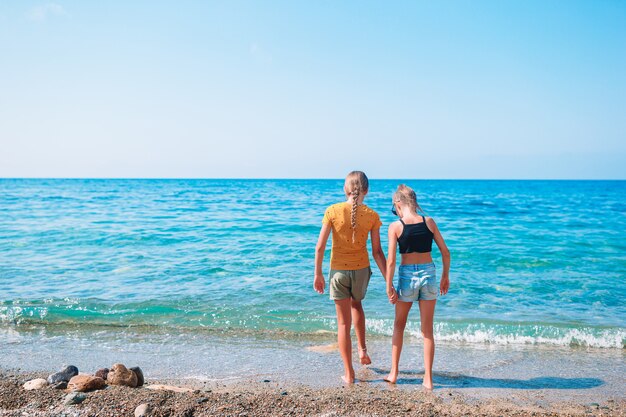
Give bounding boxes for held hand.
[314,273,326,294]
[440,274,450,295]
[386,286,398,304]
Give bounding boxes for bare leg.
[419,299,436,390]
[384,301,413,383]
[335,298,354,383]
[351,299,371,365]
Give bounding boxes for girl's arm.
[370,227,387,280]
[385,222,399,304]
[426,218,450,295]
[314,223,332,294]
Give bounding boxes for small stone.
[590,403,600,408]
[53,381,68,390]
[68,375,106,392]
[130,367,144,387]
[48,365,79,384]
[95,368,109,380]
[281,391,288,396]
[262,379,270,383]
[23,378,48,390]
[196,398,208,404]
[63,392,86,406]
[107,363,138,388]
[134,403,152,417]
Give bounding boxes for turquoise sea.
[1,179,624,350]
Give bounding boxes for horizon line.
[1,177,625,181]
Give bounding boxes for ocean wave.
[2,302,624,349]
[365,319,626,349]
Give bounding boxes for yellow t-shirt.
[322,202,382,270]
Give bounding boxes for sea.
[1,179,624,398]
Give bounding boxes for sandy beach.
[2,368,624,417]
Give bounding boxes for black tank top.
[397,216,433,253]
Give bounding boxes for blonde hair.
[344,171,369,243]
[393,184,425,214]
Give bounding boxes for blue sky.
[0,1,624,179]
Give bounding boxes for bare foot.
[383,370,398,384]
[358,347,371,365]
[422,381,433,391]
[341,375,354,384]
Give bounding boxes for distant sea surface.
[1,179,625,349]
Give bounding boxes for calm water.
[1,179,625,349]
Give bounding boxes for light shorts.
[396,263,438,302]
[329,266,372,301]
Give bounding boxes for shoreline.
[2,325,624,415]
[2,369,624,417]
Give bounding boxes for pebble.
[23,378,48,390]
[281,391,288,396]
[107,363,138,388]
[63,392,86,406]
[262,379,270,383]
[68,375,106,392]
[48,365,79,384]
[196,398,208,404]
[130,366,144,387]
[134,403,152,417]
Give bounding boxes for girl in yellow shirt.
[314,171,387,384]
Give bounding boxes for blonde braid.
[351,188,360,243]
[344,171,369,244]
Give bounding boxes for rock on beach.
[23,378,48,390]
[68,375,106,392]
[63,392,86,406]
[95,368,109,380]
[134,403,152,417]
[130,366,144,387]
[47,365,79,384]
[107,363,138,387]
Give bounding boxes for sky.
[0,1,625,179]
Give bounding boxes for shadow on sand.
[367,368,604,390]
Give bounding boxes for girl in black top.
[383,184,450,390]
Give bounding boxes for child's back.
[323,202,381,270]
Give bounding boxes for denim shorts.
[396,263,438,302]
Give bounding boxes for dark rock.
[281,391,288,396]
[196,398,208,404]
[95,368,109,380]
[48,365,79,384]
[53,381,68,390]
[63,392,86,406]
[262,379,270,383]
[130,366,144,387]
